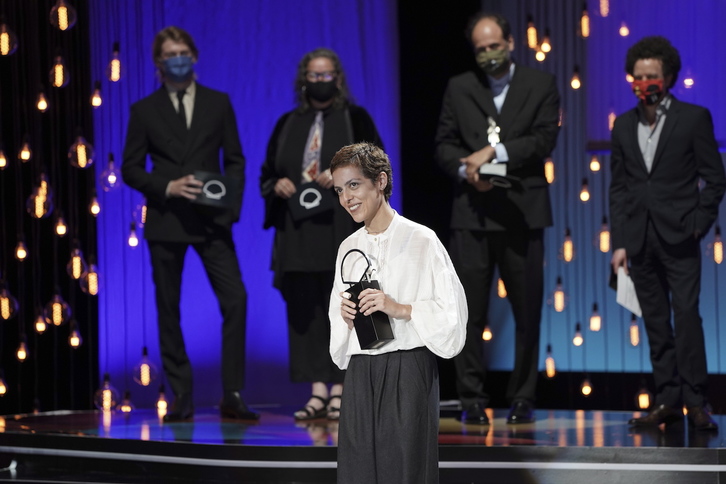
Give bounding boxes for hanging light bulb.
[0,147,6,169]
[128,222,139,248]
[100,153,122,192]
[618,22,629,37]
[589,303,601,331]
[526,15,538,49]
[89,192,101,217]
[713,226,723,264]
[599,0,609,17]
[37,90,49,112]
[497,278,507,298]
[134,202,148,227]
[580,3,590,38]
[0,371,6,395]
[26,174,54,219]
[481,326,493,341]
[608,109,617,131]
[589,154,601,172]
[553,276,566,312]
[534,47,546,62]
[581,377,593,396]
[580,178,590,202]
[133,347,159,387]
[90,80,102,108]
[562,228,574,262]
[49,55,69,88]
[50,0,77,30]
[545,344,556,379]
[157,385,168,418]
[599,216,610,253]
[0,283,19,320]
[0,21,18,56]
[19,139,31,162]
[118,390,135,413]
[55,211,68,237]
[540,29,552,53]
[573,322,584,346]
[80,261,100,296]
[107,42,121,82]
[629,314,640,346]
[93,373,120,411]
[683,76,695,89]
[68,320,82,348]
[636,386,652,410]
[44,293,71,326]
[15,237,28,261]
[34,311,47,334]
[67,244,88,280]
[68,132,95,168]
[570,66,581,90]
[16,335,28,362]
[545,157,555,184]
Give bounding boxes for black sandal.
[294,395,328,421]
[327,395,342,421]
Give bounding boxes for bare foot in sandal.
[294,382,329,420]
[327,383,343,420]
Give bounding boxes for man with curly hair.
[610,36,725,431]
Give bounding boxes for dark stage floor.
[0,404,724,483]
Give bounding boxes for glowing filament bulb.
[16,240,28,260]
[89,195,100,216]
[51,58,67,87]
[619,22,629,37]
[128,222,139,248]
[589,303,601,331]
[599,217,610,253]
[0,149,6,169]
[599,0,609,17]
[589,154,601,172]
[119,391,134,413]
[581,8,590,38]
[69,328,82,348]
[52,302,63,325]
[91,82,102,107]
[630,316,640,346]
[573,323,583,346]
[553,277,565,312]
[76,144,87,167]
[108,42,121,82]
[526,16,538,49]
[545,344,556,378]
[0,376,6,395]
[35,314,47,334]
[0,23,18,56]
[714,226,723,264]
[69,135,94,168]
[545,157,555,184]
[581,378,592,396]
[497,278,507,298]
[637,388,651,409]
[535,48,546,62]
[37,92,48,112]
[19,141,31,161]
[562,228,574,262]
[1,298,9,320]
[68,248,86,279]
[683,77,694,89]
[570,69,581,90]
[58,6,69,29]
[540,31,551,53]
[83,264,99,296]
[56,215,67,236]
[608,110,616,131]
[16,340,27,361]
[481,326,493,341]
[580,178,590,202]
[157,385,168,418]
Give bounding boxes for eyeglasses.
[305,71,336,82]
[161,50,192,60]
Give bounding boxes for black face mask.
[305,80,338,103]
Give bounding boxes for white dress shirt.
[329,211,468,370]
[166,80,196,129]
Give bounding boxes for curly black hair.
[330,142,393,201]
[625,36,681,89]
[294,48,352,113]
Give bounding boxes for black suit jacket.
[609,97,726,255]
[122,83,246,243]
[435,65,560,231]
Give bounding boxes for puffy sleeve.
[329,239,355,370]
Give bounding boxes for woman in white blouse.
[329,142,468,484]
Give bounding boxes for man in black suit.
[435,12,560,425]
[610,36,724,431]
[122,26,257,422]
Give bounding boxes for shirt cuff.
[165,181,172,198]
[493,143,509,163]
[458,164,467,180]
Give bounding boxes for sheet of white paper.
[616,267,642,317]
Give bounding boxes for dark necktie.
[177,90,187,129]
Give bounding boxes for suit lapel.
[498,66,530,131]
[185,83,208,156]
[650,99,679,173]
[469,73,498,121]
[152,87,189,161]
[624,109,649,174]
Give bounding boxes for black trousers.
[629,221,708,408]
[148,233,247,397]
[449,229,544,407]
[280,272,344,384]
[337,348,439,484]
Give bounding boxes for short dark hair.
[330,142,393,201]
[465,12,512,45]
[295,48,352,112]
[152,26,198,62]
[625,36,681,89]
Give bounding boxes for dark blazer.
[122,83,246,243]
[609,97,726,255]
[435,64,560,232]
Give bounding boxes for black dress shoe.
[220,391,259,420]
[458,402,489,425]
[507,400,534,424]
[163,393,194,423]
[628,404,683,427]
[687,406,718,431]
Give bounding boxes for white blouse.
[329,211,468,370]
